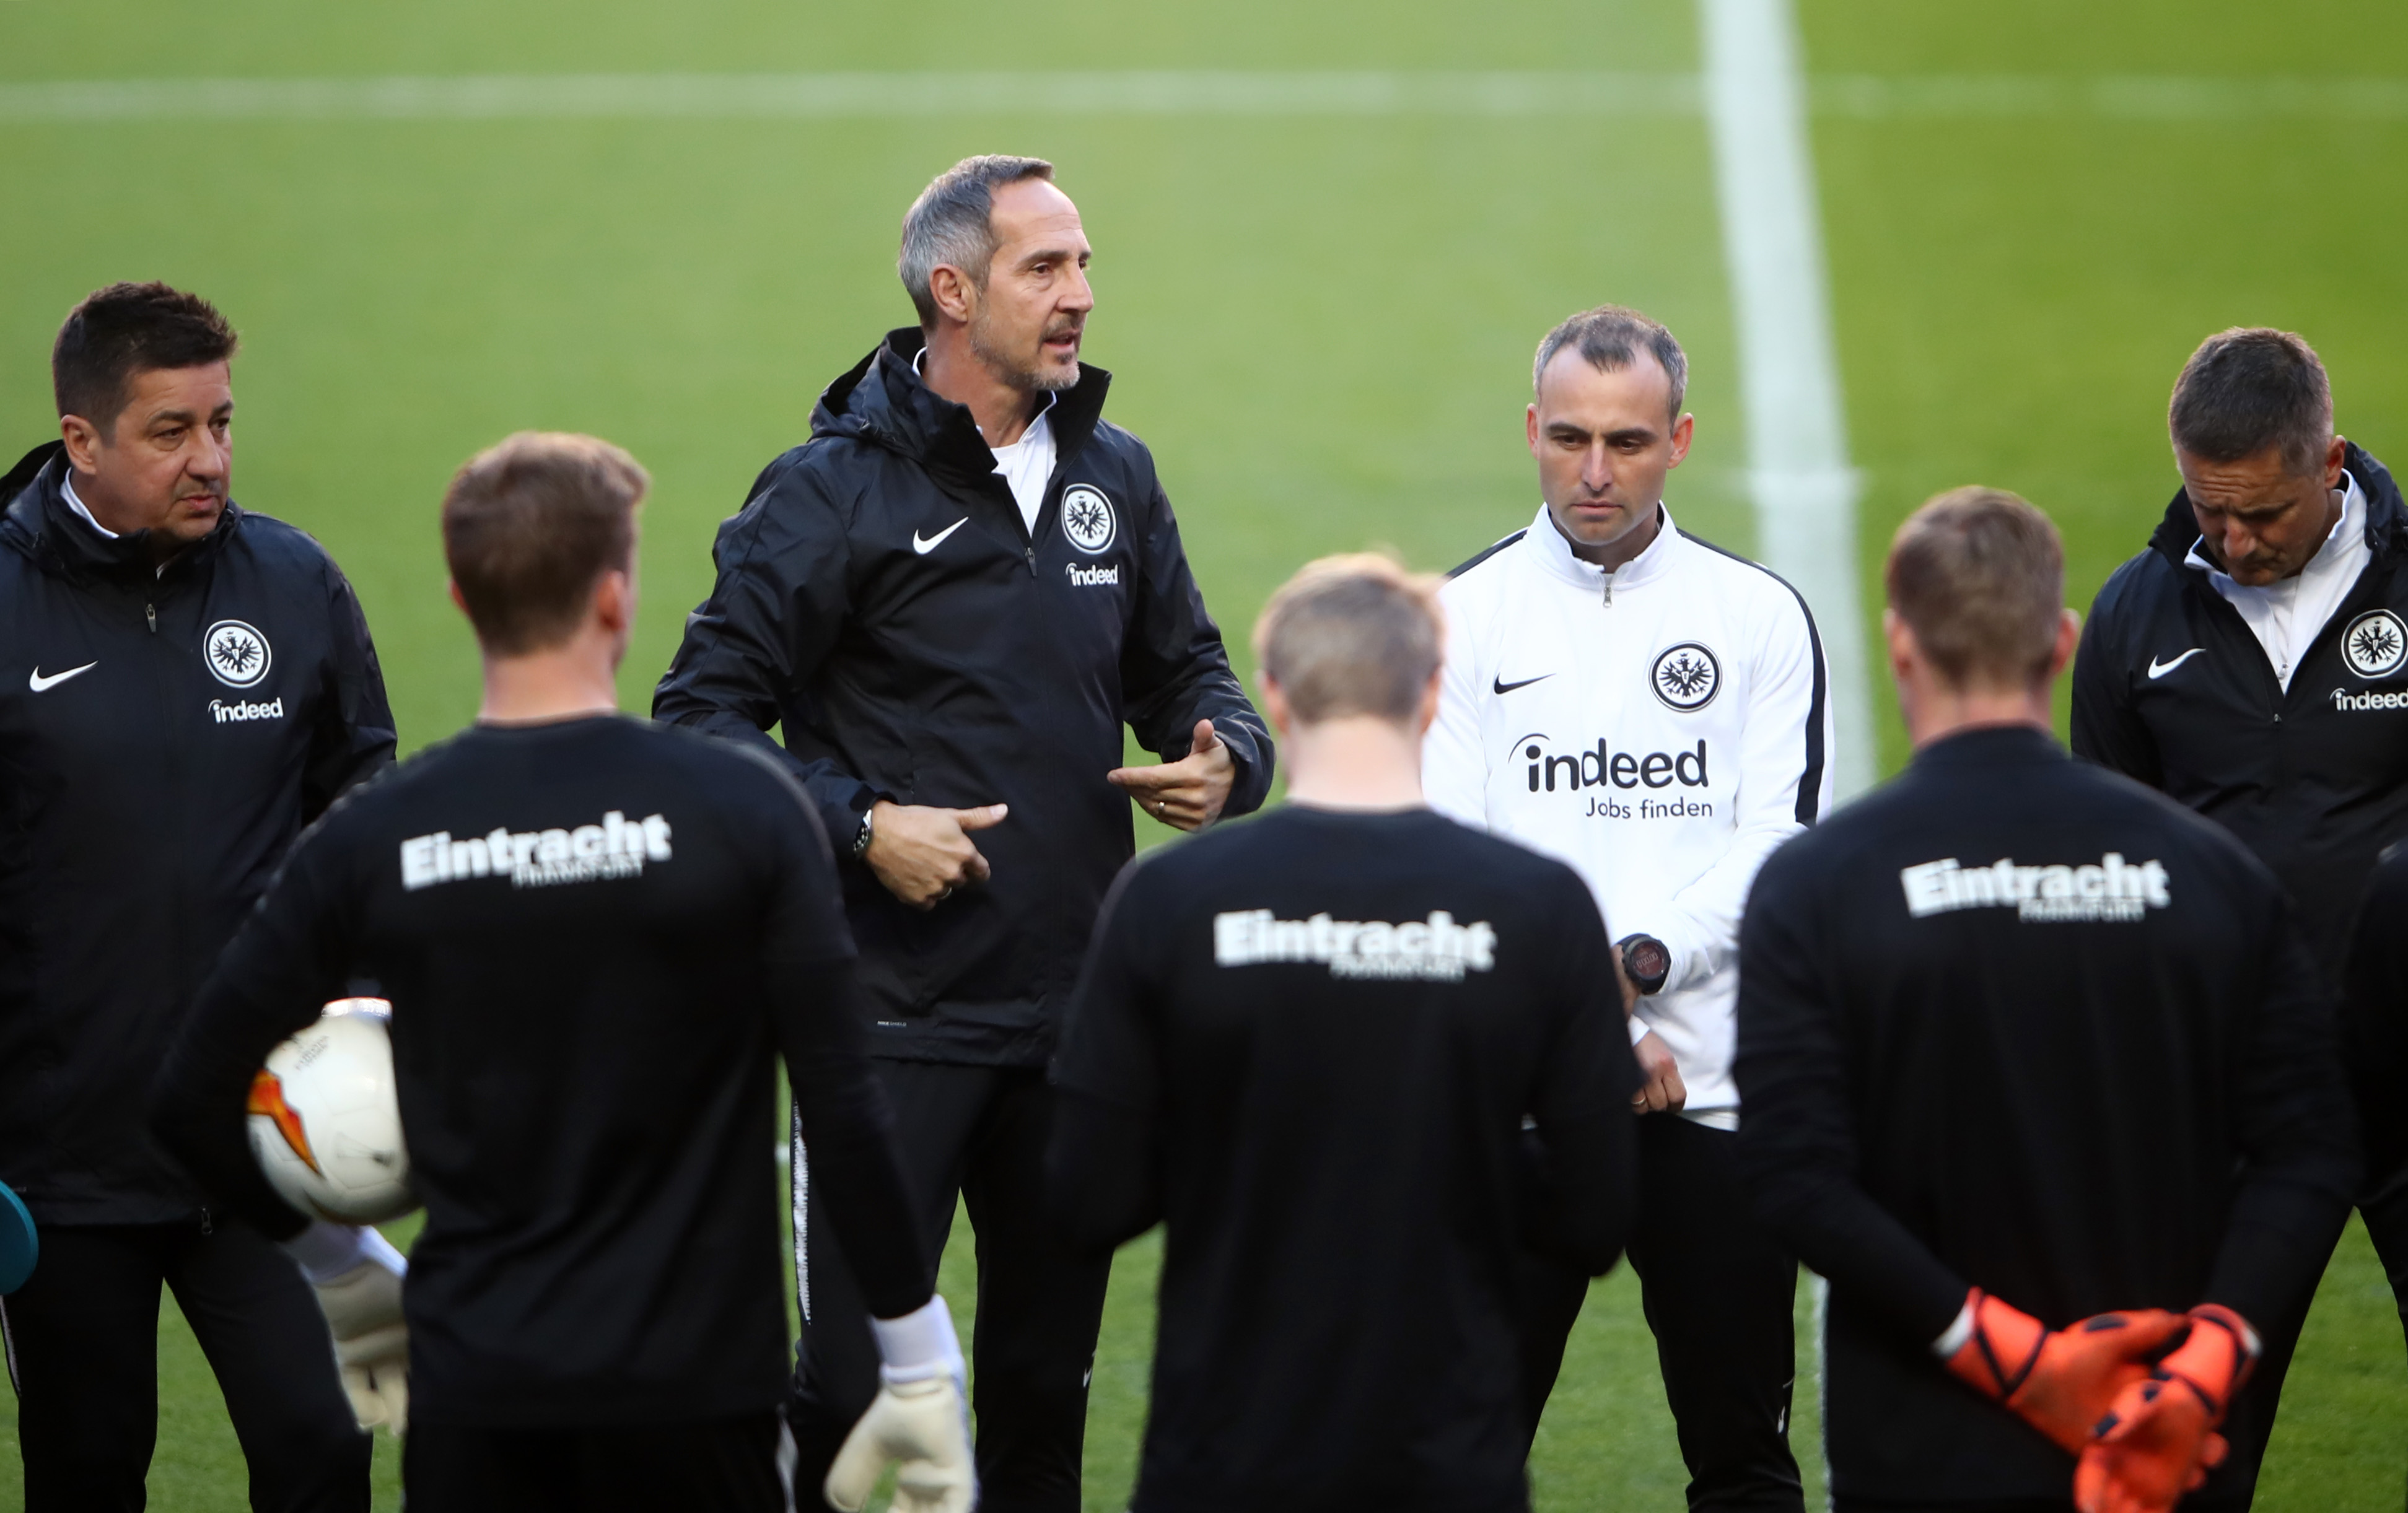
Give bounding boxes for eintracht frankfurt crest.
[1650,642,1720,712]
[203,619,273,689]
[1061,486,1117,555]
[2344,609,2408,679]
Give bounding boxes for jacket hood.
[2148,440,2407,567]
[0,440,243,585]
[808,328,1113,490]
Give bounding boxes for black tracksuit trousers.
[404,1413,786,1512]
[0,1216,368,1512]
[787,1062,1113,1513]
[1522,1114,1805,1513]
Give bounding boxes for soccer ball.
[247,1005,417,1224]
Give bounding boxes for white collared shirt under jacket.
[1424,504,1836,1129]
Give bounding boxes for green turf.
[7,0,2408,1507]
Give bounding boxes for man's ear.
[447,581,471,621]
[2047,608,2082,682]
[927,264,979,327]
[2327,433,2350,491]
[59,413,104,473]
[1666,412,1696,468]
[1259,672,1294,739]
[592,569,634,637]
[1525,403,1543,459]
[1882,606,1912,682]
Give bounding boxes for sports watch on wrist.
[1616,933,1670,996]
[850,804,876,860]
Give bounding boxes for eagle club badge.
[2344,609,2408,679]
[1061,486,1117,555]
[203,619,273,689]
[1650,643,1721,712]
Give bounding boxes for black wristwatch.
[849,804,876,860]
[1617,933,1670,996]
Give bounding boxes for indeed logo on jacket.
[1424,505,1833,1127]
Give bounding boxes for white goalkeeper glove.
[825,1293,976,1513]
[284,1221,410,1434]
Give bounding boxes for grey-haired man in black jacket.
[2071,325,2407,1502]
[0,283,396,1511]
[654,154,1272,1512]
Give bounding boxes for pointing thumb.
[1192,718,1222,752]
[953,804,1009,832]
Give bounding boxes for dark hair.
[1886,487,2065,690]
[1252,554,1446,724]
[442,433,648,656]
[898,155,1056,326]
[52,282,239,432]
[1533,305,1688,422]
[2169,327,2333,477]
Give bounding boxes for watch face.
[1626,939,1670,985]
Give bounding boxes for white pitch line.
[0,71,1698,122]
[4,71,2402,124]
[1702,0,1876,802]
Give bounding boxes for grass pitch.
[5,0,2408,1507]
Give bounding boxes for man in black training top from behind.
[654,154,1272,1510]
[1049,556,1639,1513]
[1739,489,2358,1513]
[0,284,396,1511]
[2069,327,2408,1492]
[152,434,974,1513]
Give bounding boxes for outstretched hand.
[1109,719,1234,832]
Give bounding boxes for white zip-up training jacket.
[1424,504,1834,1128]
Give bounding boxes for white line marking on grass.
[1702,0,1875,801]
[5,72,2399,124]
[0,72,1699,122]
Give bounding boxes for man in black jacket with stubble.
[2070,327,2408,1496]
[654,155,1272,1512]
[0,284,396,1509]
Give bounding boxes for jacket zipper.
[146,601,156,633]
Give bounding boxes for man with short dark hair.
[154,432,974,1513]
[654,155,1273,1510]
[1050,554,1638,1513]
[1425,304,1828,1510]
[2070,326,2408,1492]
[1741,487,2358,1513]
[0,282,396,1509]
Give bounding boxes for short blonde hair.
[443,432,649,656]
[1252,554,1445,723]
[1885,487,2064,690]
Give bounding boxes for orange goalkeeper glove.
[2074,1304,2258,1513]
[1942,1288,2189,1456]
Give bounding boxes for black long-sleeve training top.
[1049,805,1638,1513]
[1735,725,2359,1506]
[0,441,395,1226]
[654,328,1272,1068]
[151,715,927,1428]
[2340,843,2408,1274]
[2072,442,2408,964]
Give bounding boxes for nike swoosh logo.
[28,661,96,693]
[1494,674,1553,695]
[2147,649,2205,680]
[913,518,968,555]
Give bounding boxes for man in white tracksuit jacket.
[1425,306,1831,1513]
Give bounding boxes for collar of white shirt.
[58,469,121,540]
[911,345,1057,442]
[1530,500,1679,593]
[2183,469,2370,689]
